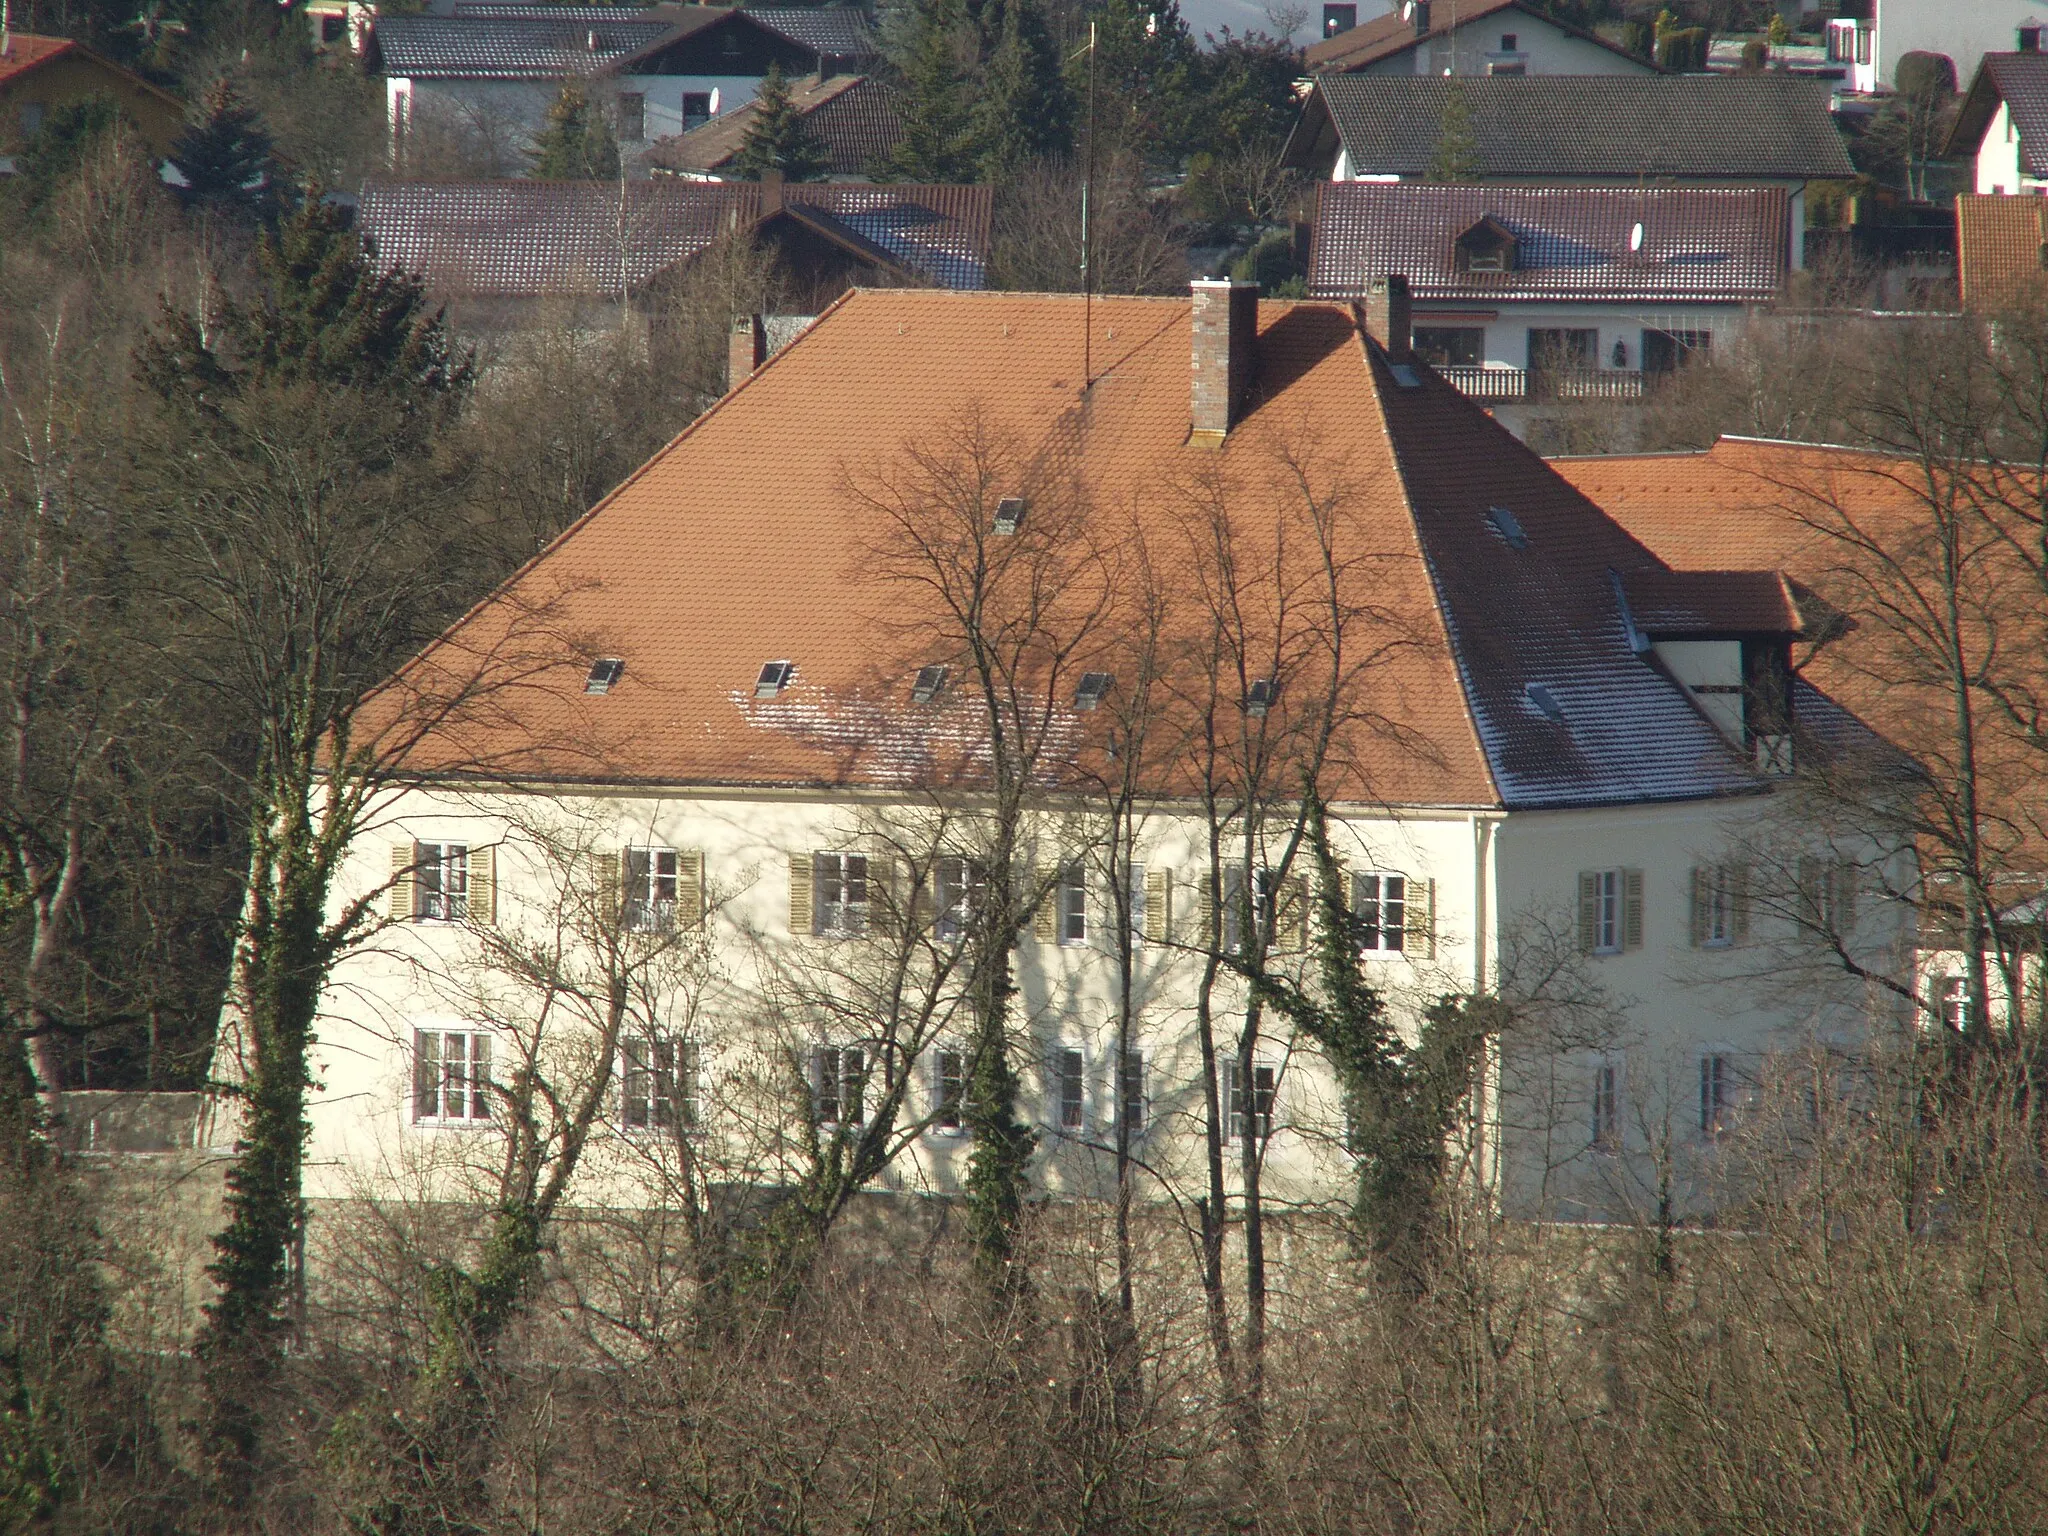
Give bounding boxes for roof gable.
[1303,0,1653,76]
[0,31,184,111]
[644,72,901,176]
[1948,52,2048,170]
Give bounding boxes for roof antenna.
[1078,20,1097,392]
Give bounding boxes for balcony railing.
[1437,366,1648,403]
[1439,365,1527,400]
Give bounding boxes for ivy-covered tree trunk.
[962,842,1034,1289]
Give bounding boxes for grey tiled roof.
[1311,182,1788,304]
[451,3,878,61]
[1949,52,2048,173]
[355,179,988,294]
[642,72,901,175]
[1294,74,1855,182]
[370,15,674,77]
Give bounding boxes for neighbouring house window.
[413,1029,491,1124]
[1801,857,1857,938]
[1578,868,1641,955]
[682,90,713,127]
[1118,1048,1146,1137]
[814,852,870,936]
[1642,329,1711,377]
[936,855,986,941]
[1499,32,1516,49]
[813,1045,865,1126]
[1692,863,1743,948]
[415,842,469,922]
[616,91,645,142]
[1485,60,1526,74]
[1587,869,1621,954]
[1223,1058,1277,1143]
[1592,1059,1620,1151]
[1352,871,1407,954]
[1938,975,1972,1033]
[623,1035,698,1131]
[1700,1053,1735,1141]
[1057,861,1088,944]
[1052,1047,1085,1131]
[931,1048,965,1133]
[1412,327,1483,367]
[625,847,680,931]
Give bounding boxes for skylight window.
[1074,671,1114,712]
[585,658,625,694]
[911,664,949,704]
[992,497,1027,536]
[1526,682,1565,723]
[1244,678,1278,718]
[755,660,795,698]
[1486,505,1529,549]
[1390,364,1422,389]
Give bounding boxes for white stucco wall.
[1974,100,2044,194]
[1407,299,1752,372]
[1358,12,1649,77]
[387,72,765,164]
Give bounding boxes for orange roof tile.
[1956,193,2048,313]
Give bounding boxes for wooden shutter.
[1622,869,1644,951]
[1033,863,1058,943]
[1689,867,1707,948]
[592,850,622,923]
[468,845,496,926]
[1197,869,1215,946]
[1730,862,1751,944]
[1144,867,1172,943]
[1577,872,1598,953]
[788,852,814,937]
[677,849,705,929]
[867,854,897,938]
[1406,876,1436,959]
[1274,876,1309,952]
[391,842,417,922]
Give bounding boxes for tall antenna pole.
[1081,19,1097,392]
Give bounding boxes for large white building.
[258,286,1907,1230]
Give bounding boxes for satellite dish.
[1630,221,1645,253]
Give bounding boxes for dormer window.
[755,660,795,698]
[1074,671,1114,712]
[992,497,1026,536]
[585,658,625,694]
[911,664,949,704]
[1244,678,1277,718]
[1454,216,1518,275]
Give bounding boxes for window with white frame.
[813,1045,866,1126]
[930,1048,966,1134]
[1700,1052,1735,1141]
[1352,871,1407,954]
[1581,868,1624,954]
[624,847,680,931]
[936,856,986,941]
[814,852,870,936]
[1696,863,1738,948]
[415,843,469,922]
[1117,1048,1146,1138]
[1056,862,1087,944]
[1126,862,1147,945]
[622,1035,698,1131]
[1051,1047,1085,1131]
[413,1028,491,1124]
[1591,1058,1620,1152]
[1223,1058,1277,1143]
[1222,866,1287,954]
[1221,865,1248,953]
[1938,974,1971,1033]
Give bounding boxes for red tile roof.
[1955,193,2048,312]
[0,32,77,85]
[366,292,1838,810]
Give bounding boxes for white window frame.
[1222,1057,1278,1144]
[928,1046,967,1136]
[414,842,469,923]
[1591,868,1622,955]
[936,855,986,942]
[413,1027,492,1125]
[624,846,680,932]
[622,1034,699,1132]
[1352,870,1408,956]
[1050,1046,1086,1133]
[813,1044,866,1127]
[1700,863,1736,949]
[813,851,870,937]
[1937,974,1971,1033]
[1056,861,1088,945]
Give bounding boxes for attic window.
[992,497,1027,536]
[1074,671,1114,712]
[1454,216,1519,275]
[1390,364,1422,389]
[911,664,949,704]
[1244,677,1278,718]
[1486,505,1529,549]
[755,660,795,698]
[1526,682,1565,723]
[585,658,625,694]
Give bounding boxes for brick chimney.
[1189,278,1259,447]
[1361,275,1412,362]
[729,314,766,391]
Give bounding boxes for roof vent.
[992,496,1026,536]
[1390,364,1422,389]
[911,664,949,704]
[1244,677,1278,718]
[585,658,625,694]
[1074,671,1114,712]
[1526,682,1565,723]
[1486,505,1529,549]
[755,660,795,698]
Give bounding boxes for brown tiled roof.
[1955,193,2048,312]
[1311,182,1788,304]
[0,31,184,110]
[641,73,901,178]
[1947,52,2048,170]
[1303,0,1650,75]
[364,290,1827,811]
[355,179,991,294]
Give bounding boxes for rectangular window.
[1118,1048,1145,1137]
[1642,328,1712,377]
[814,852,870,936]
[624,847,680,931]
[415,843,469,922]
[1412,326,1483,367]
[932,1048,965,1133]
[1700,1053,1733,1141]
[1592,1059,1619,1152]
[623,1035,698,1131]
[1053,1047,1085,1131]
[813,1045,865,1126]
[413,1029,491,1124]
[1057,861,1087,944]
[616,90,645,142]
[936,856,986,941]
[682,90,713,126]
[1938,975,1971,1033]
[1528,327,1597,374]
[1591,869,1621,954]
[1699,864,1736,947]
[1352,871,1407,954]
[1223,1058,1276,1143]
[1127,862,1147,946]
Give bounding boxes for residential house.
[246,284,1905,1231]
[0,30,185,161]
[1826,0,2047,98]
[641,71,901,180]
[1948,49,2048,195]
[1284,74,1856,266]
[1305,0,1656,78]
[368,5,877,166]
[1954,192,2048,310]
[1310,182,1788,413]
[355,175,991,319]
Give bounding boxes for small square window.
[1074,671,1114,711]
[911,664,949,704]
[755,660,794,698]
[682,90,713,125]
[1500,32,1516,49]
[585,657,625,693]
[1485,505,1528,549]
[1244,678,1277,717]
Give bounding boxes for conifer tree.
[527,82,621,179]
[883,0,975,181]
[1070,0,1202,162]
[1426,78,1481,183]
[734,63,828,181]
[168,78,276,220]
[970,0,1073,181]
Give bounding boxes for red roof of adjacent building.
[1955,193,2048,312]
[0,31,78,83]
